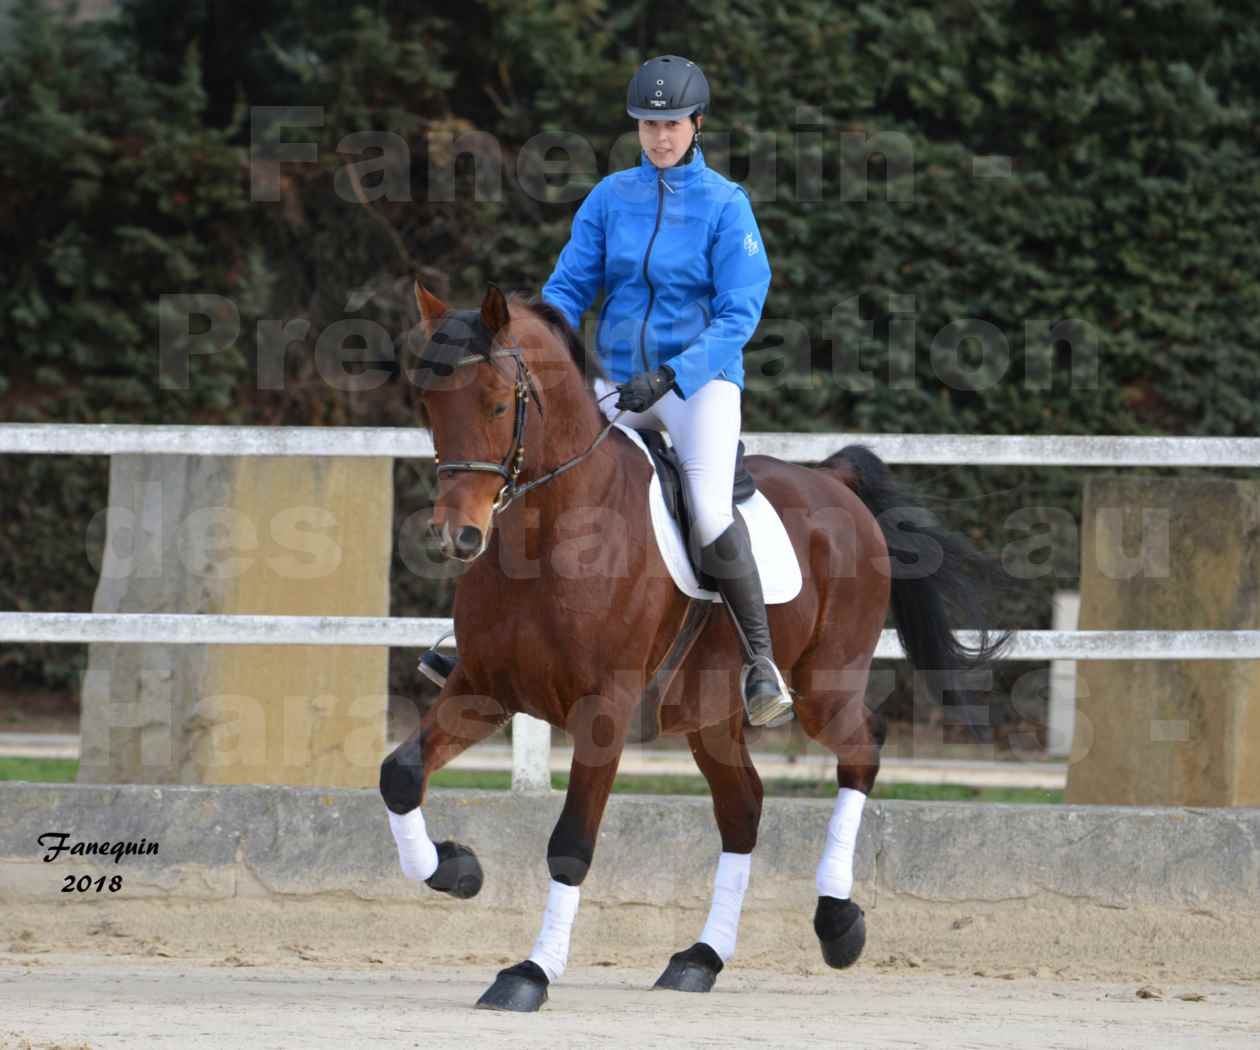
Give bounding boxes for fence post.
[511,714,552,793]
[1048,591,1080,757]
[76,454,393,787]
[1067,476,1260,806]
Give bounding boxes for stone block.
[1066,476,1260,806]
[77,455,393,788]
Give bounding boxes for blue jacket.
[541,146,771,400]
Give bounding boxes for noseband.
[426,338,622,518]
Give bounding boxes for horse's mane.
[512,293,608,388]
[407,290,611,431]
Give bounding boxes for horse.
[379,281,1010,1012]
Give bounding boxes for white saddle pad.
[615,423,803,604]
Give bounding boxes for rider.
[538,55,792,727]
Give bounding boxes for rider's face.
[638,116,699,168]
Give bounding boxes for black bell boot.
[698,516,794,727]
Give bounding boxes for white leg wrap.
[815,788,867,899]
[388,807,438,883]
[527,880,581,982]
[698,851,751,963]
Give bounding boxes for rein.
[428,340,625,517]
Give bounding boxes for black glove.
[616,365,676,412]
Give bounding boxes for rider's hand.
[615,366,676,413]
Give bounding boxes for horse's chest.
[454,593,643,723]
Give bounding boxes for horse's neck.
[481,340,639,552]
[527,365,626,517]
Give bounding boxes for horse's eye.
[491,403,508,418]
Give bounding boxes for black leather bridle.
[425,338,623,518]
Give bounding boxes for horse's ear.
[414,281,448,338]
[480,283,511,338]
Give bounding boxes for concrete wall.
[1067,476,1260,806]
[78,455,393,788]
[3,784,1257,914]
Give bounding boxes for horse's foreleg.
[476,700,625,1013]
[655,712,763,994]
[380,666,509,898]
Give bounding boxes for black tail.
[821,445,1013,710]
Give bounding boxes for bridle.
[425,337,624,518]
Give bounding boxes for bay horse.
[380,282,1009,1012]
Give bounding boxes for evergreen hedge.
[2,1,1257,720]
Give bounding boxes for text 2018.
[61,875,123,893]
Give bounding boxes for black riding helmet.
[626,55,709,121]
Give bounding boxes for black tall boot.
[698,515,794,727]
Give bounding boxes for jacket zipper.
[638,168,673,372]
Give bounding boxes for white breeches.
[593,375,742,548]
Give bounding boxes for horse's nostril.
[454,525,483,558]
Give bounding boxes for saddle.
[622,427,801,742]
[634,429,757,589]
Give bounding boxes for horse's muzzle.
[426,519,488,562]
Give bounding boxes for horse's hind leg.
[793,649,885,970]
[654,712,763,994]
[380,664,509,900]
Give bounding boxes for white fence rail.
[4,613,1260,661]
[4,424,1260,466]
[4,423,1259,790]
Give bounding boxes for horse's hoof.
[425,841,483,899]
[653,942,724,993]
[475,960,549,1012]
[814,896,866,969]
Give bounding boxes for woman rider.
[540,55,792,727]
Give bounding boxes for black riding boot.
[698,515,794,727]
